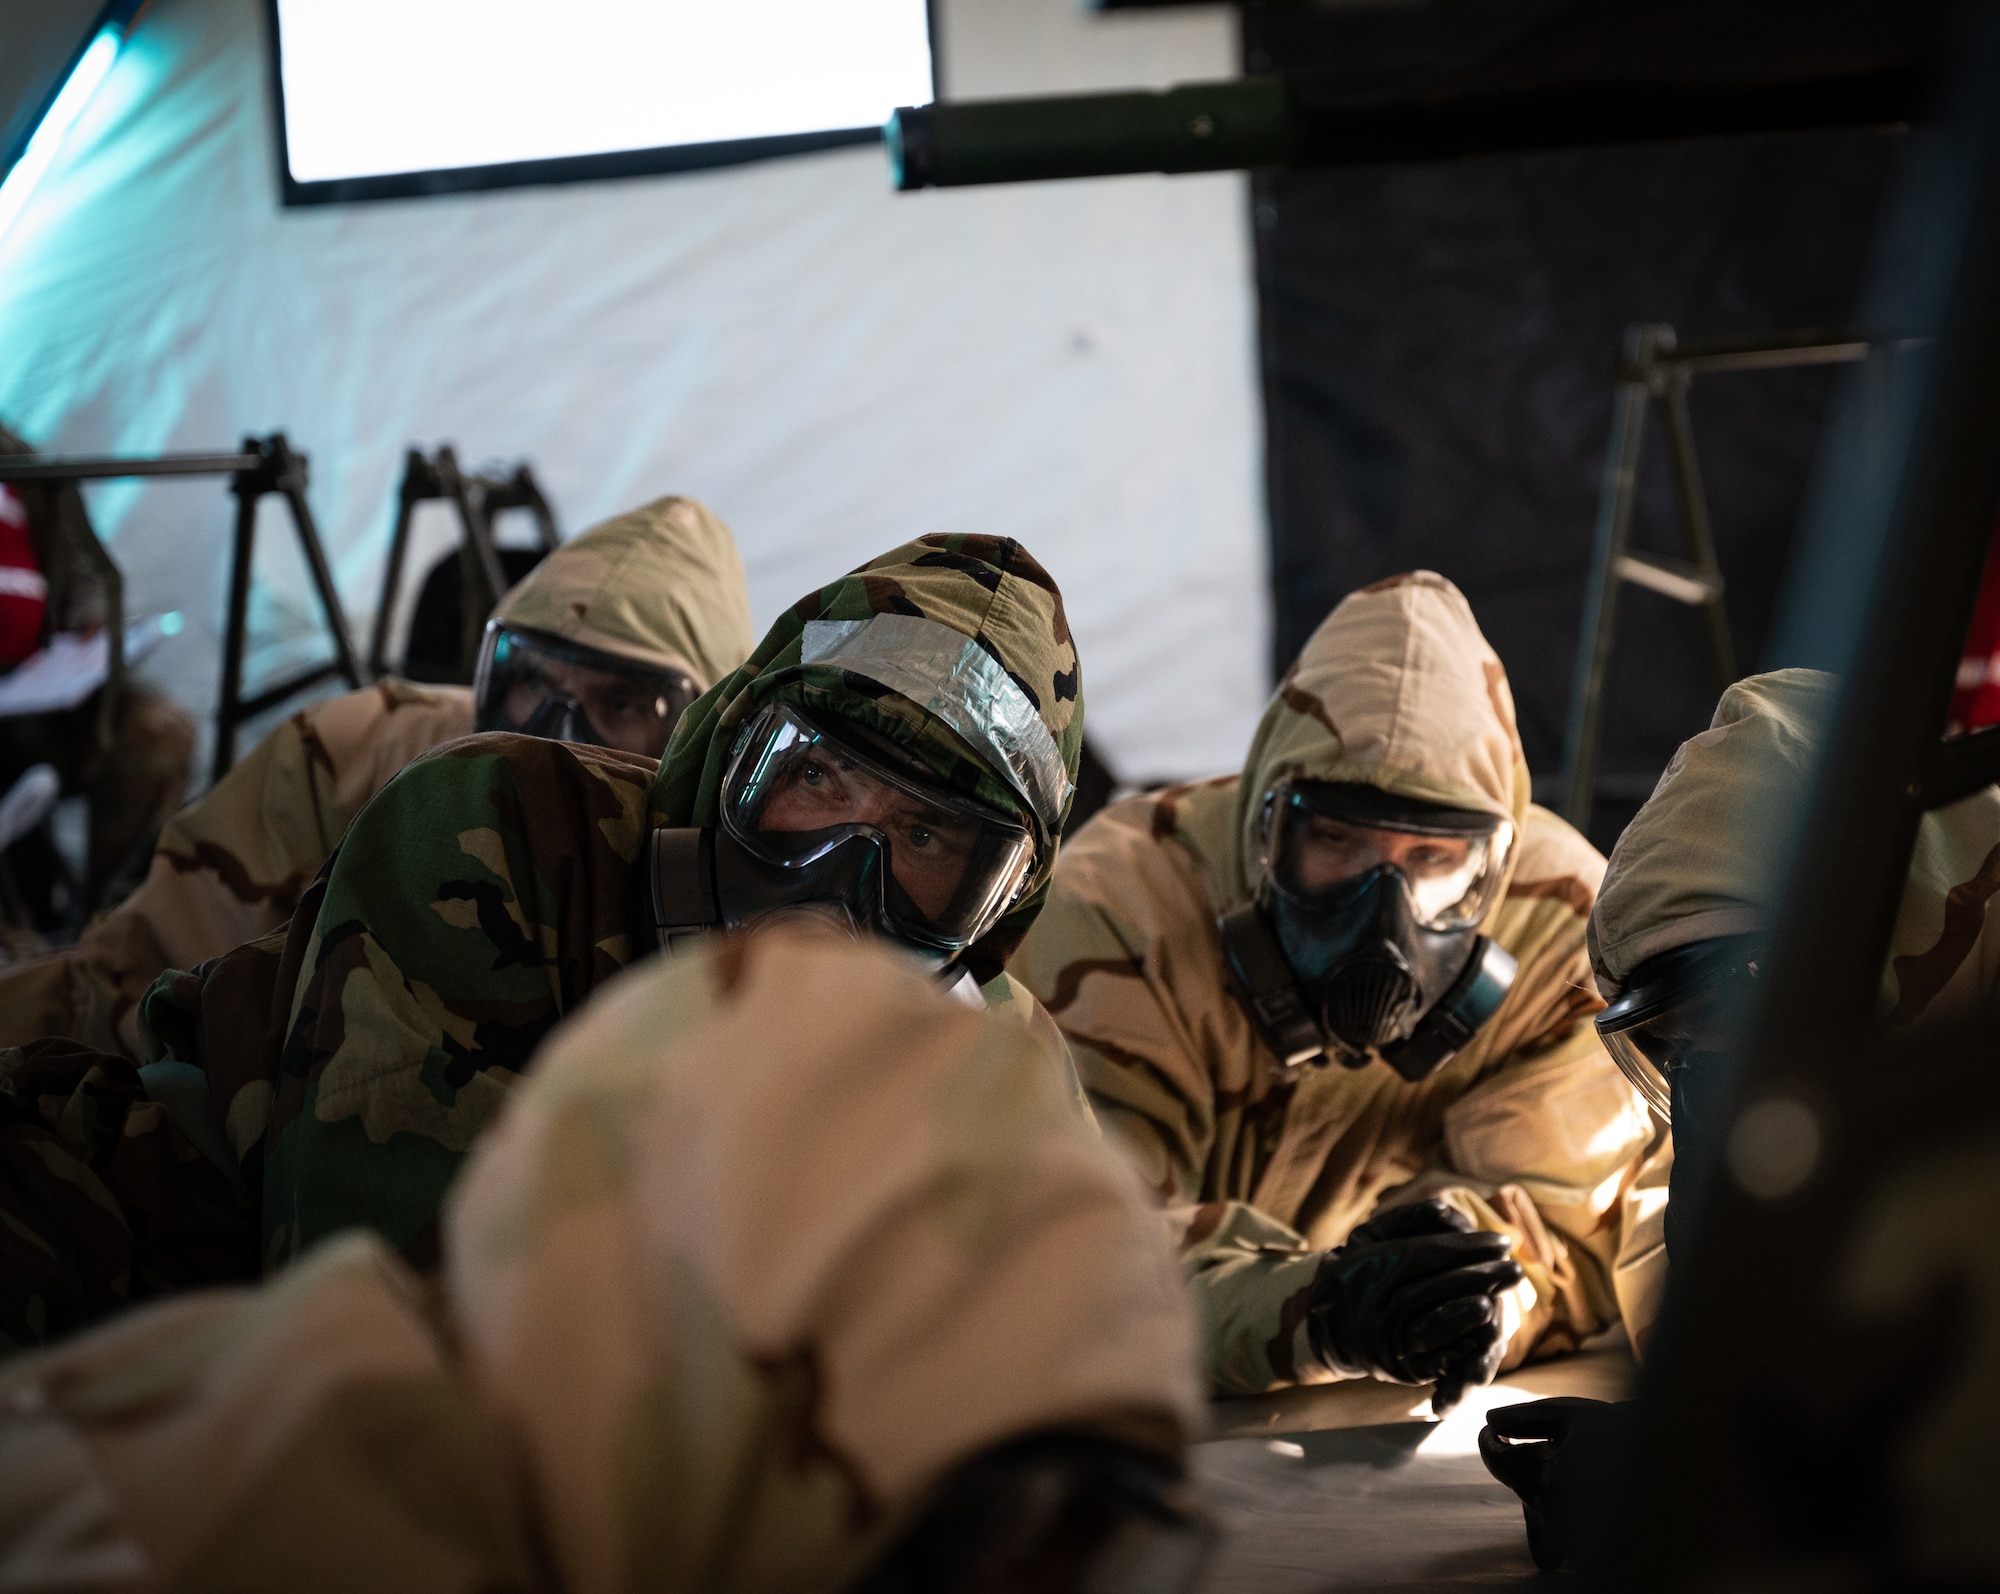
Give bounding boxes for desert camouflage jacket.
[0,494,756,1064]
[1012,573,1671,1396]
[263,534,1088,1270]
[0,931,1198,1592]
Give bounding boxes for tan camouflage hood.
[1589,668,2000,1027]
[1226,571,1531,909]
[0,930,1197,1591]
[1588,670,1831,991]
[492,494,755,689]
[446,927,1198,1591]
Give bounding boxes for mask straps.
[1217,901,1328,1073]
[651,827,720,952]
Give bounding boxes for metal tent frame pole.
[368,445,559,683]
[0,433,368,783]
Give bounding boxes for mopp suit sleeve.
[0,931,1198,1594]
[0,681,474,1061]
[259,732,659,1273]
[1015,790,1665,1396]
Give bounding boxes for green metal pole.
[887,78,1301,190]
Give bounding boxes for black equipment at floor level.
[1558,323,1922,829]
[1590,3,2000,1586]
[370,446,558,685]
[0,434,365,782]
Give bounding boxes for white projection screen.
[270,0,935,202]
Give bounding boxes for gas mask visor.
[1263,779,1513,931]
[473,621,698,758]
[718,703,1037,957]
[1595,935,1764,1120]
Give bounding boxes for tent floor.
[1193,1340,1637,1591]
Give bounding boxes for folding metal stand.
[0,433,366,782]
[1557,325,1907,827]
[368,446,558,681]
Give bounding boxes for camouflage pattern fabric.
[655,533,1083,979]
[264,736,658,1270]
[264,535,1087,1271]
[0,1038,255,1354]
[0,681,476,1063]
[1012,572,1670,1396]
[0,494,756,1063]
[1590,667,2000,1028]
[492,493,755,685]
[0,930,1197,1594]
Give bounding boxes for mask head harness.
[1594,933,1764,1121]
[1219,779,1518,1082]
[473,621,699,758]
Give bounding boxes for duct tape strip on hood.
[801,614,1072,833]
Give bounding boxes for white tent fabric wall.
[0,0,1268,788]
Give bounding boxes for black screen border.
[264,0,937,206]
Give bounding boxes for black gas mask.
[1594,934,1764,1123]
[650,703,1039,974]
[473,621,698,758]
[1220,779,1517,1081]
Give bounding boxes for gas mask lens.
[473,623,698,758]
[1594,937,1763,1121]
[718,703,1036,954]
[1265,780,1511,931]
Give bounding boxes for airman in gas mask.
[255,534,1085,1270]
[0,495,753,1062]
[1012,572,1669,1407]
[1481,667,2000,1572]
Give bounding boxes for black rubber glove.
[1305,1198,1525,1415]
[1478,1396,1633,1573]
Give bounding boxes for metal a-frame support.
[367,446,558,682]
[1558,324,1904,828]
[213,434,365,781]
[0,434,366,784]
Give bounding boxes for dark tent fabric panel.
[0,0,109,169]
[1251,128,1897,850]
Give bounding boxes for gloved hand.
[1305,1198,1525,1414]
[1477,1396,1633,1573]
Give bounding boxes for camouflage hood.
[1226,571,1530,911]
[1588,669,1833,992]
[1590,668,2000,1027]
[492,495,755,689]
[652,535,1083,977]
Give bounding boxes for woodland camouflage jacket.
[1011,573,1672,1396]
[261,534,1087,1271]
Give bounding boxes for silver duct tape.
[800,615,1072,828]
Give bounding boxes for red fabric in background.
[1950,517,2000,735]
[0,488,47,669]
